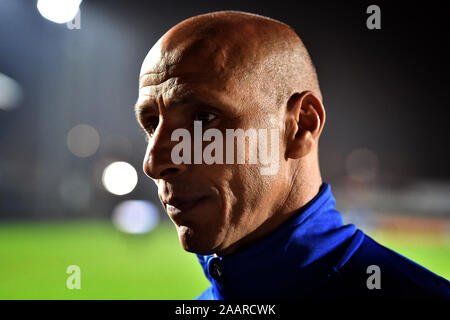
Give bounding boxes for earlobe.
[285,91,325,159]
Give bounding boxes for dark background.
[1,0,449,221]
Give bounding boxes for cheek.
[184,164,234,228]
[210,165,236,219]
[193,164,238,235]
[226,165,264,224]
[228,162,286,232]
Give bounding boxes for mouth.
[164,196,209,216]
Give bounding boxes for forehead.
[139,34,234,86]
[137,38,246,113]
[136,81,239,117]
[137,67,237,113]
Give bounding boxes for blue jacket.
[195,183,449,300]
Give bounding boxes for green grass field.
[0,221,448,299]
[0,221,209,299]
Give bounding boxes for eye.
[143,116,159,137]
[193,111,217,124]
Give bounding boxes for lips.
[164,195,209,215]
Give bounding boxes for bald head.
[140,11,322,113]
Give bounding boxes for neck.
[279,154,323,222]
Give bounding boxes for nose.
[143,123,188,180]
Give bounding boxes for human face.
[135,39,286,255]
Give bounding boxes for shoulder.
[332,230,450,299]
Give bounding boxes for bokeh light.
[102,161,138,195]
[66,124,100,158]
[0,73,23,111]
[37,0,82,24]
[112,200,160,234]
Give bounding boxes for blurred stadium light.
[102,161,138,196]
[112,200,160,234]
[37,0,82,24]
[0,72,23,111]
[66,124,100,158]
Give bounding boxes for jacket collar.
[196,182,357,299]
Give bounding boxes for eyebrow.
[134,99,155,119]
[134,93,223,120]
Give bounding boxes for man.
[135,10,449,299]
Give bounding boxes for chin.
[176,225,219,255]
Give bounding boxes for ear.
[285,91,325,159]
